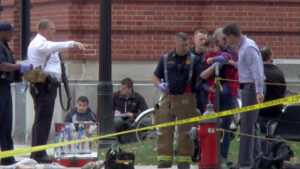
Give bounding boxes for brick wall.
[1,0,300,60]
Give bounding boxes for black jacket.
[113,91,148,118]
[259,63,286,117]
[190,47,206,90]
[64,107,96,122]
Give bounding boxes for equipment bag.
[255,137,294,169]
[23,66,47,83]
[23,54,50,83]
[104,146,135,169]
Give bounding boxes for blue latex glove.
[158,82,169,93]
[20,63,33,73]
[202,83,210,92]
[213,55,229,67]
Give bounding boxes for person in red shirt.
[200,37,239,166]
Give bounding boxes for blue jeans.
[219,94,236,160]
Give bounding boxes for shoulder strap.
[163,53,169,84]
[58,52,71,111]
[163,52,195,84]
[188,53,195,84]
[43,54,51,68]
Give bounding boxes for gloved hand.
[213,55,229,67]
[158,82,169,93]
[212,57,228,69]
[20,63,33,73]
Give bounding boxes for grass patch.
[228,134,300,164]
[227,137,239,164]
[98,135,300,165]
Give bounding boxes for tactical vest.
[0,42,21,83]
[163,51,195,94]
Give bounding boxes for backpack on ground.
[255,137,294,169]
[104,146,135,169]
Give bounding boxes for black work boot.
[0,156,17,165]
[157,161,172,168]
[178,162,190,169]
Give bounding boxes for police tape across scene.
[0,94,299,158]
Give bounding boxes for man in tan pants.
[153,32,204,169]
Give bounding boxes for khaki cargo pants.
[154,93,198,163]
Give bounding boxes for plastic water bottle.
[84,140,90,153]
[20,80,27,93]
[188,127,197,140]
[55,133,61,157]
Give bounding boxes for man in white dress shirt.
[27,19,87,163]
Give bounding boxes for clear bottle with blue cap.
[20,80,28,93]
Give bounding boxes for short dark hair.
[175,32,188,41]
[77,96,89,104]
[260,46,272,62]
[121,77,133,89]
[204,37,219,47]
[194,30,208,36]
[223,23,241,37]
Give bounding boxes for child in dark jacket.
[64,96,96,123]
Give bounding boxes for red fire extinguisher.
[198,102,218,169]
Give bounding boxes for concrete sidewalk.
[12,145,198,169]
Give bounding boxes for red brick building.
[1,0,300,61]
[4,0,300,145]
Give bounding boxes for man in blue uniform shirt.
[0,21,32,165]
[153,32,204,169]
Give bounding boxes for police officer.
[153,32,204,169]
[27,19,87,163]
[0,21,32,165]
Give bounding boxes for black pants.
[193,89,208,161]
[196,89,208,114]
[0,83,15,161]
[30,82,57,158]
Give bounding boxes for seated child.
[64,96,96,123]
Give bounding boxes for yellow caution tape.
[218,78,300,87]
[217,128,300,144]
[0,94,300,158]
[214,77,223,91]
